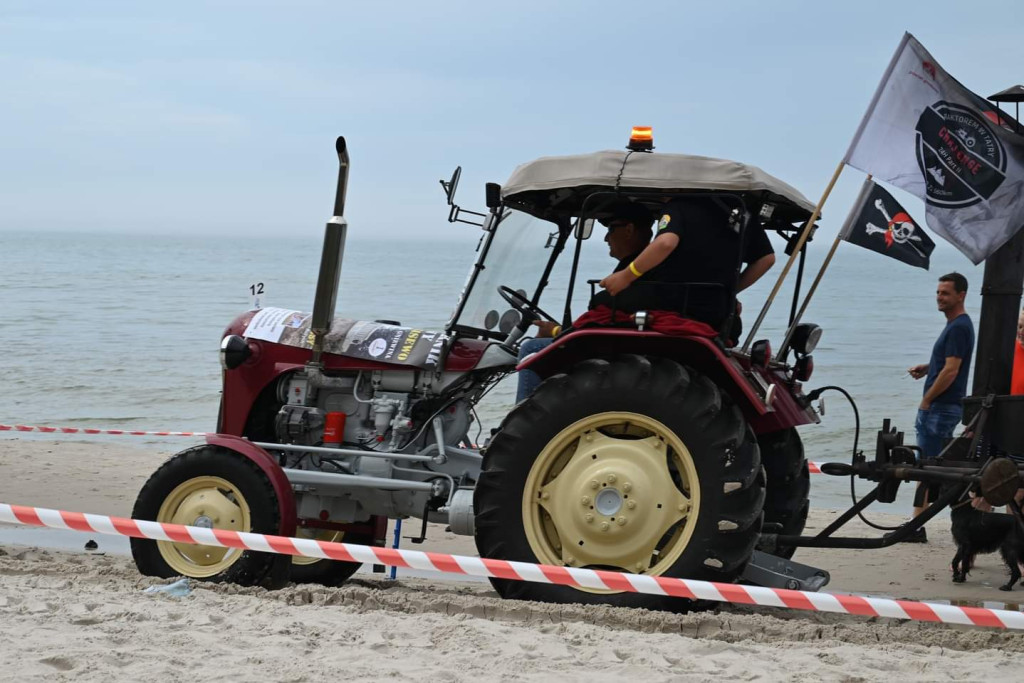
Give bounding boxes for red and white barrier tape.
[0,424,210,437]
[1,502,1021,630]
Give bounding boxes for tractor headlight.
[220,335,251,370]
[790,323,822,356]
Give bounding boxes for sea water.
[0,229,989,511]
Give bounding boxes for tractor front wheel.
[474,355,764,611]
[130,446,290,588]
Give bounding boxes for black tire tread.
[288,529,374,586]
[757,428,810,559]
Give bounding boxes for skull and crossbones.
[865,198,922,249]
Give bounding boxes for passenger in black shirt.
[599,197,775,334]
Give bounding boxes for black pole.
[971,88,1024,396]
[971,228,1024,396]
[788,242,807,327]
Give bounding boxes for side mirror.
[439,165,487,227]
[574,217,595,240]
[440,166,462,206]
[485,182,502,210]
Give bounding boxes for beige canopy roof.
[501,150,816,219]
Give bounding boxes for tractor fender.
[203,433,297,536]
[517,328,817,432]
[519,328,763,407]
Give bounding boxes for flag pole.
[741,160,845,352]
[774,174,872,360]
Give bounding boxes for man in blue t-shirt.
[904,272,975,540]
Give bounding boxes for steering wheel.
[497,286,558,328]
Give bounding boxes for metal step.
[741,550,830,592]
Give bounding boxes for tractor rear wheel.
[757,428,809,559]
[130,446,290,588]
[474,354,764,611]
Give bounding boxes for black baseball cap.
[597,201,654,229]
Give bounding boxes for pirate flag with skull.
[839,179,935,269]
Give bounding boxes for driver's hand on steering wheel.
[532,320,561,338]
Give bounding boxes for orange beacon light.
[627,126,654,152]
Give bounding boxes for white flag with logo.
[845,33,1024,264]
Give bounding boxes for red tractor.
[131,131,827,609]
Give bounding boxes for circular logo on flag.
[914,101,1006,208]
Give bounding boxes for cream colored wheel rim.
[292,528,344,566]
[522,412,700,593]
[156,476,251,578]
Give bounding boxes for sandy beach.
[2,438,1024,681]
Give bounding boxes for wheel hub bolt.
[626,500,636,510]
[606,473,617,484]
[585,513,594,523]
[541,491,550,500]
[193,515,214,529]
[600,522,610,531]
[590,480,599,490]
[635,562,645,572]
[616,517,627,526]
[565,555,575,565]
[623,482,632,493]
[678,503,689,513]
[581,496,591,506]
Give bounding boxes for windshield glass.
[449,209,562,337]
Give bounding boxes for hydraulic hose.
[804,385,902,531]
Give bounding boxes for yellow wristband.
[551,325,561,337]
[628,261,643,278]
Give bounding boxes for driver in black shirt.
[516,201,653,402]
[599,197,775,340]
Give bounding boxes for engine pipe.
[251,441,482,464]
[282,467,435,493]
[309,136,351,367]
[255,441,438,463]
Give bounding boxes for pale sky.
[1,0,1022,241]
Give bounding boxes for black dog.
[949,499,1024,591]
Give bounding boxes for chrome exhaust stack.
[309,136,350,367]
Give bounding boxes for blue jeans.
[915,403,962,460]
[516,337,554,403]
